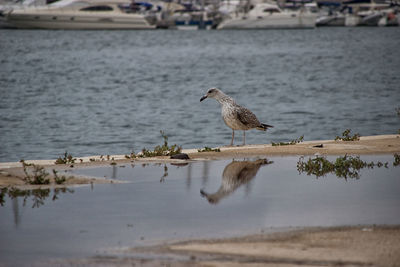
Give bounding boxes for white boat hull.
[316,15,345,26]
[2,0,156,30]
[4,13,154,29]
[218,14,316,29]
[345,14,360,26]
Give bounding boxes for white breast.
[221,103,246,130]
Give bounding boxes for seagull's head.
[200,87,220,102]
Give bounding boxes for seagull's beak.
[200,95,207,102]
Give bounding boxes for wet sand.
[1,134,400,266]
[1,134,399,168]
[163,226,400,267]
[187,134,400,159]
[56,226,400,266]
[1,134,399,188]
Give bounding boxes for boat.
[378,10,399,26]
[0,0,156,29]
[345,13,360,25]
[316,12,345,26]
[0,1,24,28]
[217,2,317,29]
[313,0,345,26]
[358,10,383,25]
[170,7,213,30]
[343,0,391,26]
[345,9,385,26]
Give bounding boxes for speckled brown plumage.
[200,88,273,146]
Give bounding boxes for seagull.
[200,88,273,146]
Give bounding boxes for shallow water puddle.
[0,155,399,264]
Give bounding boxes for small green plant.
[272,135,304,146]
[52,169,67,185]
[297,156,334,178]
[21,160,50,185]
[198,147,221,152]
[125,151,136,159]
[335,129,360,141]
[55,151,76,164]
[139,131,182,158]
[21,161,68,185]
[297,155,388,179]
[394,153,400,167]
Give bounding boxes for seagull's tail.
[257,123,273,131]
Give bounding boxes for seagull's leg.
[243,131,246,146]
[230,130,234,146]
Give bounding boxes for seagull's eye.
[208,89,216,94]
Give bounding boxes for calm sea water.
[1,28,399,162]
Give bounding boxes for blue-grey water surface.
[1,28,400,162]
[0,155,399,265]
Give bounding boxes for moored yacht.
[0,0,156,29]
[343,0,391,26]
[217,2,316,29]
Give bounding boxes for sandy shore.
[2,134,400,266]
[163,226,400,267]
[1,134,399,188]
[186,134,400,159]
[57,226,400,266]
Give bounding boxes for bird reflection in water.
[200,159,273,204]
